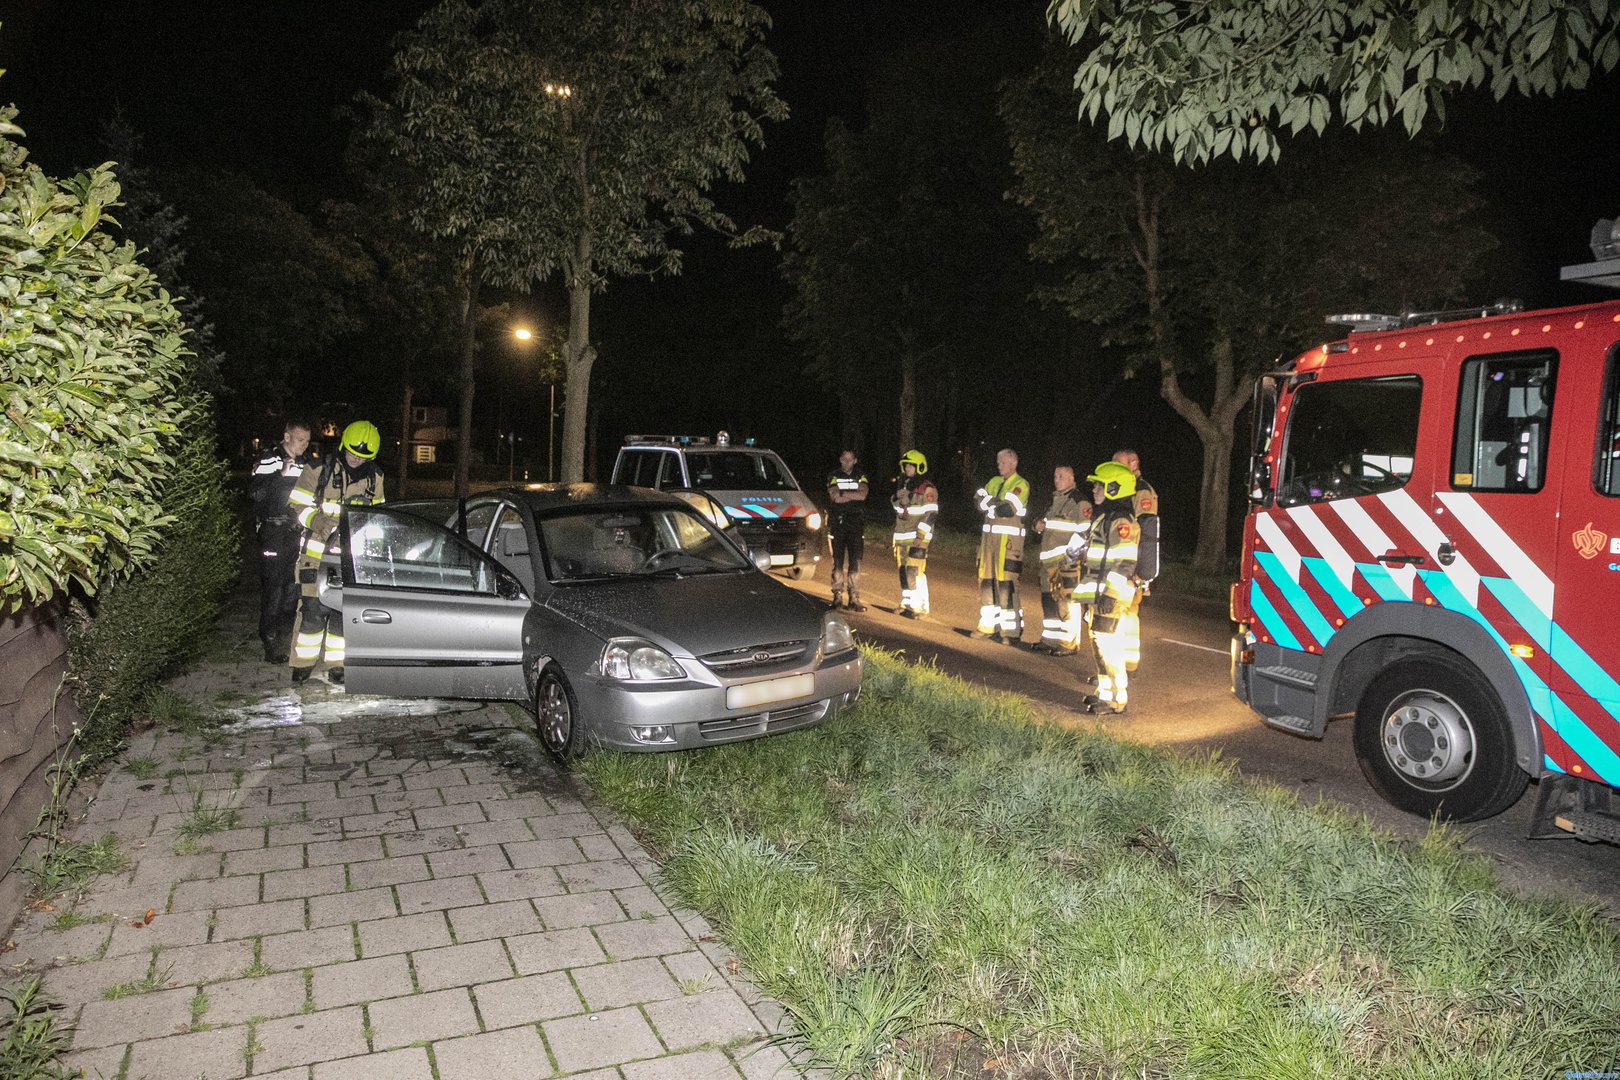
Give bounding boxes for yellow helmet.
[898,449,928,474]
[1087,461,1136,499]
[341,420,381,460]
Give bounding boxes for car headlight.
[806,511,823,531]
[821,611,855,655]
[601,639,686,681]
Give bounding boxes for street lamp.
[512,326,557,483]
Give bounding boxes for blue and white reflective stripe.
[1286,504,1356,590]
[1248,580,1302,651]
[1254,552,1333,646]
[1380,488,1482,607]
[1331,500,1416,597]
[1301,556,1362,620]
[1356,562,1411,602]
[1438,492,1553,615]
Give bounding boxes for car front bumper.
[572,649,863,752]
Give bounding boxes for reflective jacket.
[1132,477,1160,582]
[976,472,1029,572]
[1067,500,1139,609]
[826,465,869,528]
[891,476,939,551]
[1036,487,1090,566]
[289,456,385,565]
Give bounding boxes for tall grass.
[583,650,1620,1079]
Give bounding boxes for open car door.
[329,504,531,700]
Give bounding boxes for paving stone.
[645,990,767,1052]
[412,801,486,829]
[334,775,402,798]
[364,758,413,776]
[479,795,555,822]
[202,970,308,1025]
[472,972,582,1029]
[71,883,161,920]
[543,795,591,816]
[543,1005,663,1073]
[105,909,212,957]
[239,767,303,790]
[368,987,481,1049]
[151,939,255,986]
[433,1025,554,1080]
[533,892,627,931]
[525,812,603,839]
[452,818,535,847]
[312,1045,434,1080]
[192,825,269,852]
[373,789,447,813]
[503,838,586,869]
[396,875,484,914]
[441,783,510,806]
[358,911,450,956]
[622,1049,745,1080]
[594,916,693,962]
[572,957,682,1011]
[734,1041,809,1080]
[380,827,463,857]
[6,922,113,966]
[662,951,722,988]
[269,821,342,846]
[506,927,606,975]
[346,854,430,890]
[478,867,565,902]
[39,951,151,1003]
[410,939,513,991]
[305,836,385,866]
[261,925,356,971]
[250,804,314,826]
[447,899,543,942]
[213,897,306,940]
[170,874,262,912]
[252,1005,368,1072]
[125,1024,249,1080]
[338,810,416,836]
[60,1043,127,1080]
[576,834,623,862]
[310,954,413,1009]
[269,781,338,803]
[263,866,347,902]
[73,985,194,1048]
[224,844,305,875]
[426,844,512,878]
[308,885,397,927]
[614,886,669,921]
[559,859,645,893]
[404,769,466,790]
[131,852,223,887]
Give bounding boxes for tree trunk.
[397,377,413,501]
[560,225,595,484]
[1194,426,1236,572]
[897,350,916,455]
[453,261,480,499]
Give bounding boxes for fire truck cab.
[1232,257,1620,841]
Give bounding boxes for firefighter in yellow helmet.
[971,448,1030,643]
[287,420,386,685]
[890,450,938,618]
[1064,461,1139,714]
[1112,448,1159,671]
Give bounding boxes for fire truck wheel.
[1353,658,1527,822]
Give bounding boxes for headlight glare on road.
[821,611,855,656]
[602,639,685,681]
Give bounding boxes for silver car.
[320,484,862,760]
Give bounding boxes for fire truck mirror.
[1247,458,1271,505]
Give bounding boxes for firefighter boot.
[845,573,868,613]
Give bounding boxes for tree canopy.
[1049,0,1620,164]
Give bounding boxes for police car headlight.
[821,612,855,656]
[602,639,685,681]
[806,511,823,531]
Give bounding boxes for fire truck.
[1231,228,1620,841]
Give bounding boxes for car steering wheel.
[641,549,680,571]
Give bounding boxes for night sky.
[3,2,1617,528]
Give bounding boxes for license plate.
[768,554,794,566]
[726,673,815,710]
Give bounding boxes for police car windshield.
[685,451,798,492]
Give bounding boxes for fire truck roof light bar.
[1325,299,1525,335]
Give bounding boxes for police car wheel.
[534,665,585,766]
[1352,658,1526,822]
[786,564,815,582]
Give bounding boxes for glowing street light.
[513,327,533,341]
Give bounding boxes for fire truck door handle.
[1436,542,1457,566]
[1376,552,1427,567]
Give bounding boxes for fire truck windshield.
[1276,375,1422,507]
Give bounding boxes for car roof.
[479,483,689,513]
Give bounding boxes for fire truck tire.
[1353,659,1528,822]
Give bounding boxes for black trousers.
[257,522,301,648]
[830,519,864,584]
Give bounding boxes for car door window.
[464,502,500,549]
[1276,375,1422,506]
[1594,344,1620,496]
[655,451,681,489]
[1452,350,1556,492]
[347,506,499,594]
[488,506,536,593]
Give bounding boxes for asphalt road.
[788,546,1620,912]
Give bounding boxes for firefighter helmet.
[899,449,928,474]
[341,420,381,460]
[1087,461,1136,499]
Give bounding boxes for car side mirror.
[749,545,771,572]
[495,567,527,601]
[1248,457,1272,506]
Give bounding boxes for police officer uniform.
[826,454,870,611]
[891,450,938,618]
[249,429,313,662]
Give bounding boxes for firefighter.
[1112,448,1160,671]
[288,420,386,685]
[971,448,1030,642]
[826,449,869,611]
[1065,461,1140,714]
[1033,465,1090,655]
[890,450,938,618]
[249,419,313,663]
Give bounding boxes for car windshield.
[537,505,750,581]
[684,451,798,491]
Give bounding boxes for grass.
[0,979,74,1080]
[123,756,161,780]
[145,686,224,742]
[581,648,1620,1079]
[176,791,241,841]
[19,835,125,897]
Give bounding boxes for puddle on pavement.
[222,692,484,730]
[376,723,575,798]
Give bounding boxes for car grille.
[698,699,830,742]
[700,639,812,674]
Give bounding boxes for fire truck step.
[1256,665,1318,690]
[1262,714,1314,735]
[1554,811,1620,845]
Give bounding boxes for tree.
[1048,0,1620,164]
[1004,47,1497,569]
[368,0,785,488]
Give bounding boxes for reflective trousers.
[895,542,930,614]
[977,579,1022,639]
[1088,610,1129,709]
[1039,563,1080,650]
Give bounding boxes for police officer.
[972,448,1030,643]
[1112,448,1160,671]
[1065,461,1140,714]
[288,420,386,685]
[826,449,869,612]
[249,420,313,662]
[890,450,938,618]
[1033,465,1090,655]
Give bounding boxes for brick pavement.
[2,616,815,1080]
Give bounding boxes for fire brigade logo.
[1573,522,1608,560]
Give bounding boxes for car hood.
[544,571,824,658]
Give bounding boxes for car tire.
[787,563,816,582]
[1352,657,1527,822]
[534,665,586,765]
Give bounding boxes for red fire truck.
[1231,240,1620,841]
